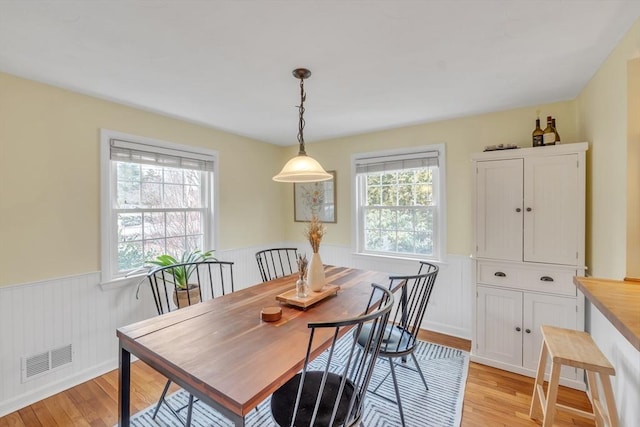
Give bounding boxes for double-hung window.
[354,144,445,260]
[100,130,217,284]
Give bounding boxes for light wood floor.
[0,331,595,427]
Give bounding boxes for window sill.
[99,274,144,291]
[351,251,446,266]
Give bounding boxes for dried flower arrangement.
[297,253,308,278]
[305,215,326,253]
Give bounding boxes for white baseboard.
[423,321,471,341]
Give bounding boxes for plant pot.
[173,285,201,308]
[307,253,325,292]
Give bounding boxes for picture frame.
[294,171,337,223]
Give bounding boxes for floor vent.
[22,344,73,382]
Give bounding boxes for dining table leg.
[118,342,131,427]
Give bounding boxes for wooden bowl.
[261,306,282,322]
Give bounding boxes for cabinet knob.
[515,208,522,212]
[494,271,506,277]
[526,207,532,212]
[515,327,521,332]
[525,329,531,334]
[540,276,554,282]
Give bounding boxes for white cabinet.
[476,286,523,366]
[476,285,578,380]
[475,149,584,266]
[475,159,523,261]
[472,143,587,389]
[523,154,582,265]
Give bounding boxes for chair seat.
[271,371,360,427]
[357,323,414,356]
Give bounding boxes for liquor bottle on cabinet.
[552,117,561,144]
[532,116,544,147]
[542,116,556,146]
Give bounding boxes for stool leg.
[586,371,603,427]
[599,373,619,427]
[529,341,548,421]
[542,362,561,427]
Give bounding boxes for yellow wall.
[576,19,640,278]
[285,102,578,255]
[0,72,287,286]
[627,58,640,279]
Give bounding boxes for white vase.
[307,252,325,292]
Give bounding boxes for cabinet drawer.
[520,269,576,296]
[477,262,577,296]
[477,263,521,287]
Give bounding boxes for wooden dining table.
[117,265,390,426]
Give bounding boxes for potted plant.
[146,249,216,308]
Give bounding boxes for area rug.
[126,339,469,427]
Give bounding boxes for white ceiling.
[1,1,639,146]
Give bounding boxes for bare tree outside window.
[115,163,208,273]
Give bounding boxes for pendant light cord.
[297,77,307,155]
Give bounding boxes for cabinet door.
[476,159,523,261]
[476,286,523,366]
[523,154,580,264]
[522,293,578,379]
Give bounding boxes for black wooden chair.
[255,247,298,282]
[270,283,394,427]
[356,261,439,426]
[145,260,235,426]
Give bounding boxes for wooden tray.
[276,285,340,309]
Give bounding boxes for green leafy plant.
[146,249,216,290]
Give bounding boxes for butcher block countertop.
[573,276,640,351]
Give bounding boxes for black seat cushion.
[271,371,360,427]
[356,323,413,355]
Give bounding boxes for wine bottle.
[532,116,544,147]
[542,116,556,146]
[552,117,561,144]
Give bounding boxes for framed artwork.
[294,171,337,223]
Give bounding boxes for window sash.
[362,205,438,256]
[354,146,443,260]
[111,162,212,276]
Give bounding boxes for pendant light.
[272,68,332,183]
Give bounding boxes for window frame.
[351,144,446,262]
[99,129,218,286]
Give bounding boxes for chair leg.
[409,352,429,392]
[388,358,406,427]
[153,379,194,426]
[153,379,172,419]
[185,393,194,427]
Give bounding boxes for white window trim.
[351,143,447,262]
[99,129,219,287]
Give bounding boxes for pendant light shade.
[273,68,332,183]
[273,153,332,182]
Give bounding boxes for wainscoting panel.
[312,243,473,340]
[0,243,471,417]
[0,271,156,416]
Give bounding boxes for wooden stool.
[529,325,619,427]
